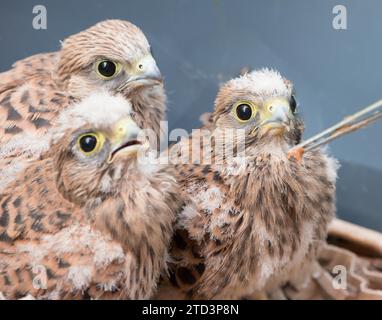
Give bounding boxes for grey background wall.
[0,0,381,230]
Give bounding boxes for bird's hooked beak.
[255,97,291,136]
[107,117,146,163]
[117,54,162,93]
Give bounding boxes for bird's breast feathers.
[174,147,337,297]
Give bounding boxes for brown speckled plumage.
[156,69,338,299]
[0,20,166,189]
[0,93,181,299]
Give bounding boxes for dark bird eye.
[97,60,118,78]
[79,134,98,153]
[290,95,297,113]
[235,103,253,121]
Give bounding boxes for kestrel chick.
[0,93,182,299]
[160,69,338,299]
[0,19,165,189]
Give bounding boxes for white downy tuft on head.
[229,68,292,98]
[51,91,133,143]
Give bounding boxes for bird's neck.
[89,165,177,298]
[128,85,166,140]
[214,138,301,215]
[249,138,291,161]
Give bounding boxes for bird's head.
[48,92,148,205]
[213,69,303,149]
[57,19,162,98]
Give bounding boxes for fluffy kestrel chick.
[0,93,182,299]
[0,19,165,188]
[160,69,338,299]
